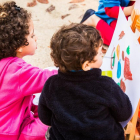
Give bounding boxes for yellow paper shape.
[102,71,112,78]
[116,44,120,60]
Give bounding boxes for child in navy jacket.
[38,23,132,140]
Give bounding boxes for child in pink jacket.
[0,1,57,140]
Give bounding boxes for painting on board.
[110,37,133,93]
[101,7,140,127]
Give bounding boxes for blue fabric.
[71,70,83,72]
[95,0,130,25]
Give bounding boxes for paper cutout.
[61,14,70,19]
[128,3,140,44]
[120,79,126,92]
[122,51,124,61]
[69,0,84,3]
[46,5,55,13]
[126,46,130,55]
[102,71,112,78]
[119,31,125,40]
[136,18,140,32]
[117,81,120,86]
[130,9,140,33]
[124,57,133,80]
[37,0,49,4]
[27,0,37,7]
[116,44,120,60]
[69,4,79,10]
[117,60,121,79]
[111,47,115,69]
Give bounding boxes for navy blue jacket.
[38,68,132,140]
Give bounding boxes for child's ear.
[82,61,91,71]
[16,47,22,53]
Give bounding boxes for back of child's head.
[0,1,31,60]
[50,23,102,73]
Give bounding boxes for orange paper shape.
[131,9,140,33]
[37,0,49,4]
[46,5,55,13]
[119,31,125,40]
[27,0,37,7]
[138,37,140,44]
[136,17,140,32]
[116,44,120,60]
[122,51,124,61]
[69,4,78,10]
[61,14,70,19]
[69,0,84,3]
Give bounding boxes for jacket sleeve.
[103,0,125,18]
[19,63,58,96]
[109,79,132,122]
[103,0,121,8]
[38,81,52,126]
[105,7,123,19]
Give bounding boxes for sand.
[0,0,99,68]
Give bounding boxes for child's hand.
[123,4,135,16]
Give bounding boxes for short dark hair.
[0,1,31,60]
[50,23,103,73]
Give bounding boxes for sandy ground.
[0,0,99,68]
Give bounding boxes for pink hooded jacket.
[0,57,57,140]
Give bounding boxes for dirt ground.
[1,0,99,68]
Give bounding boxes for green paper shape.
[112,52,115,67]
[126,46,130,55]
[117,81,120,86]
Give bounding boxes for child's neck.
[16,53,23,59]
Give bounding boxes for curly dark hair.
[0,1,31,60]
[50,23,103,73]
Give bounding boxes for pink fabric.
[96,19,114,46]
[0,57,58,140]
[105,6,120,19]
[96,6,120,46]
